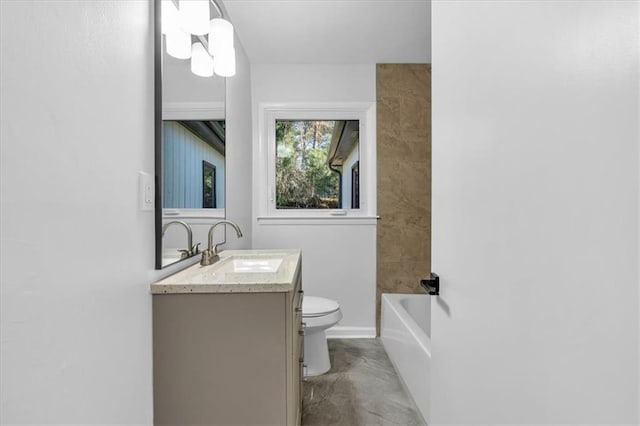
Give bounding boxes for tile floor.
[302,338,426,426]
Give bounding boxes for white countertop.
[150,249,301,294]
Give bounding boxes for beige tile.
[376,64,431,334]
[377,260,430,294]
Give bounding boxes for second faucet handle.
[200,248,220,266]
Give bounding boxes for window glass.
[275,120,360,209]
[202,161,216,208]
[351,161,360,209]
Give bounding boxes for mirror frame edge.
[154,0,163,270]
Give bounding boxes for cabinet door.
[153,293,287,426]
[287,270,303,425]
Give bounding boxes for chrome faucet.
[162,220,197,258]
[200,220,243,266]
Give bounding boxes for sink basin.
[216,254,284,273]
[190,253,288,283]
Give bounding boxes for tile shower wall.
[376,64,431,333]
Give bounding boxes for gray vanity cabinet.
[152,266,303,425]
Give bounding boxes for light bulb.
[179,0,210,36]
[191,42,214,77]
[166,29,191,59]
[161,0,178,35]
[213,47,236,77]
[208,18,234,56]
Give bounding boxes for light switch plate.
[139,171,154,211]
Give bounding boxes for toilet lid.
[302,296,340,317]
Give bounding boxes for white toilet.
[302,296,342,376]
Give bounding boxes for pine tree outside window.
[275,120,359,210]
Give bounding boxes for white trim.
[162,217,225,226]
[163,101,225,120]
[257,102,377,220]
[163,208,225,220]
[256,216,378,226]
[325,326,377,339]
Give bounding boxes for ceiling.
[221,0,431,64]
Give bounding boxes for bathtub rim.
[381,293,432,356]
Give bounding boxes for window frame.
[257,102,376,222]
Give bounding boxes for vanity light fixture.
[178,0,210,36]
[161,0,178,34]
[208,18,233,55]
[213,46,236,77]
[191,41,215,77]
[161,0,236,77]
[209,17,235,77]
[166,27,191,59]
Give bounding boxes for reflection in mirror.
[155,0,227,269]
[160,117,226,268]
[162,120,225,209]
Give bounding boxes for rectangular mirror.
[155,0,227,269]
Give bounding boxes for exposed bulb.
[161,0,179,35]
[191,42,214,77]
[166,29,191,59]
[213,47,236,77]
[208,18,234,56]
[179,0,210,36]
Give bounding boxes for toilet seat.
[303,296,340,317]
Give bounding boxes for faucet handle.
[200,249,212,266]
[178,249,190,259]
[200,248,219,266]
[190,242,201,256]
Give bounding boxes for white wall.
[251,64,377,335]
[431,1,639,424]
[0,1,154,424]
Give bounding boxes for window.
[202,161,216,208]
[275,120,359,209]
[351,161,360,209]
[258,103,376,220]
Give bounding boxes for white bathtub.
[381,293,431,423]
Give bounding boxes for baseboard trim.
[325,326,376,339]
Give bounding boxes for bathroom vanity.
[151,249,303,426]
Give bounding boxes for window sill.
[256,216,378,226]
[163,209,225,220]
